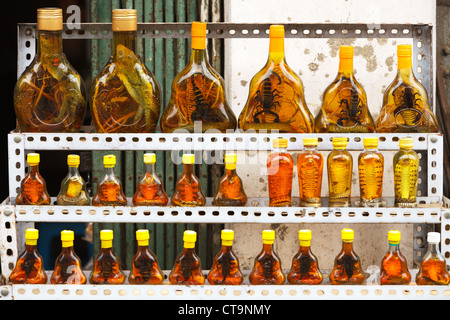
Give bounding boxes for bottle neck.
[338,57,354,77]
[342,241,354,253]
[190,48,208,65]
[221,244,232,252]
[68,166,80,176]
[113,31,137,59]
[268,37,285,63]
[25,244,38,252]
[225,168,237,176]
[104,166,115,177]
[37,30,63,57]
[272,147,287,153]
[144,163,156,175]
[427,242,440,256]
[28,164,39,176]
[389,243,400,252]
[304,145,317,152]
[61,246,75,255]
[183,163,194,175]
[263,243,274,253]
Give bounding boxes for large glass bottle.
[380,230,411,285]
[50,230,87,284]
[207,229,244,285]
[315,46,374,133]
[10,228,47,284]
[129,230,164,285]
[14,8,86,133]
[89,229,126,284]
[16,153,51,205]
[249,230,285,285]
[376,45,438,133]
[416,232,450,285]
[57,154,90,205]
[212,154,248,206]
[171,154,206,206]
[92,154,127,206]
[169,230,205,285]
[287,230,323,285]
[327,137,352,206]
[160,22,236,133]
[393,138,419,207]
[358,137,384,207]
[329,228,365,285]
[90,9,161,133]
[267,138,294,207]
[297,138,323,207]
[238,25,314,133]
[132,153,169,206]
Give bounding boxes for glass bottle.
[238,25,314,133]
[16,153,51,205]
[14,8,86,133]
[129,230,164,284]
[393,138,419,207]
[416,232,450,285]
[287,230,323,285]
[89,229,126,284]
[249,230,285,285]
[57,154,90,205]
[376,45,438,133]
[132,153,169,206]
[169,230,205,285]
[207,229,244,285]
[212,154,248,206]
[358,137,384,207]
[10,228,47,284]
[329,228,365,285]
[90,9,161,133]
[327,137,352,206]
[297,138,323,207]
[50,230,87,284]
[92,154,127,206]
[315,46,374,133]
[160,22,236,133]
[171,154,206,206]
[380,230,411,285]
[267,138,294,207]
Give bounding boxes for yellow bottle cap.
[67,154,80,167]
[183,230,197,248]
[191,21,207,50]
[61,230,74,247]
[388,230,401,245]
[103,154,116,168]
[341,228,354,242]
[339,45,354,59]
[143,153,156,164]
[221,229,234,246]
[25,228,39,246]
[363,137,379,148]
[332,137,348,149]
[399,138,414,149]
[269,25,285,38]
[136,229,150,246]
[262,230,275,244]
[303,138,318,147]
[100,229,113,248]
[273,138,288,148]
[37,7,63,31]
[224,153,237,170]
[182,153,195,164]
[299,229,312,246]
[397,44,412,57]
[112,9,137,32]
[27,153,40,166]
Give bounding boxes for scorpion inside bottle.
[358,137,384,207]
[171,153,206,206]
[92,154,127,206]
[16,153,51,205]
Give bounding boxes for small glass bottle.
[249,230,285,285]
[169,230,205,285]
[50,230,87,284]
[92,154,127,206]
[416,232,450,285]
[380,230,411,285]
[329,228,365,285]
[16,153,51,205]
[171,154,206,206]
[287,230,323,285]
[129,229,164,284]
[89,229,126,284]
[10,228,47,284]
[57,154,90,205]
[393,138,419,207]
[213,154,248,206]
[327,137,353,206]
[267,138,294,207]
[132,153,168,206]
[358,137,384,207]
[207,229,244,285]
[297,138,323,207]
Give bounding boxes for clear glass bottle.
[376,45,438,133]
[171,154,206,206]
[315,46,374,133]
[57,154,90,205]
[14,8,87,133]
[16,153,51,205]
[92,154,127,206]
[393,138,419,207]
[90,9,161,133]
[358,137,384,207]
[50,230,87,284]
[380,230,411,285]
[267,138,294,207]
[238,25,314,133]
[327,137,352,206]
[416,232,450,285]
[297,138,323,207]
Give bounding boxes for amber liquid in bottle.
[171,154,206,206]
[393,138,419,207]
[416,232,450,285]
[327,138,352,206]
[297,139,323,207]
[380,230,411,285]
[268,139,294,207]
[358,138,384,206]
[92,155,127,206]
[213,154,247,206]
[57,155,90,205]
[133,153,168,206]
[208,230,244,285]
[16,153,51,205]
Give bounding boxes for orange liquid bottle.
[327,137,353,207]
[267,138,294,207]
[16,153,51,205]
[358,137,384,207]
[50,230,87,284]
[171,154,206,206]
[249,230,285,285]
[287,230,323,285]
[416,232,450,285]
[380,230,411,285]
[207,229,244,285]
[92,154,127,206]
[297,138,323,207]
[132,153,168,206]
[169,230,205,285]
[89,230,126,284]
[213,154,248,206]
[129,230,164,284]
[10,228,47,284]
